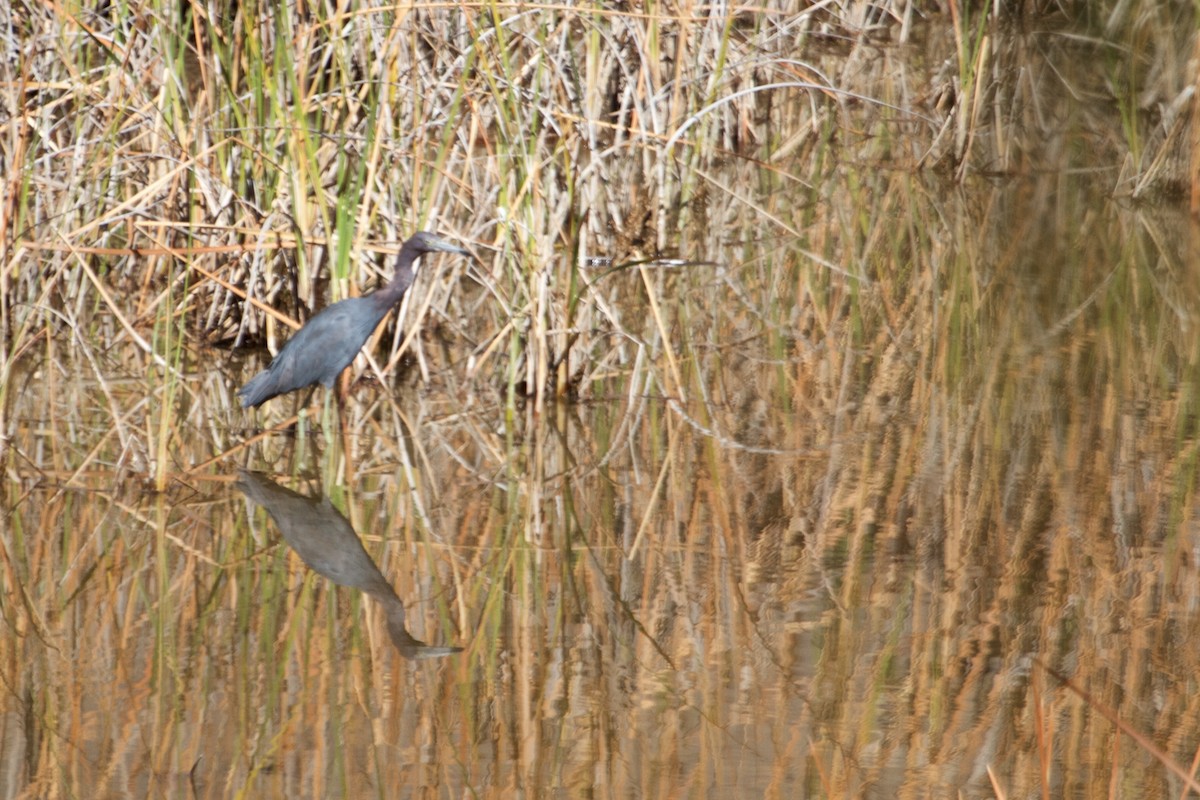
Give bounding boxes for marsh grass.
[4,1,1200,798]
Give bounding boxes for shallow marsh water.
[6,170,1200,799]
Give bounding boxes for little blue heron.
[238,231,470,408]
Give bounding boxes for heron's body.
[238,294,393,407]
[238,231,468,408]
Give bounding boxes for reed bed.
[3,1,1200,798]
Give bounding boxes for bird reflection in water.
[234,469,462,659]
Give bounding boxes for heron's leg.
[294,385,318,431]
[315,385,334,446]
[321,384,333,421]
[300,385,318,410]
[280,385,320,435]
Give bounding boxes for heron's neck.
[371,245,421,307]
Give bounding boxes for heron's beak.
[426,236,471,256]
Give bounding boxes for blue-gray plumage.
[238,231,469,408]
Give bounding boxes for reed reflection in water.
[234,469,462,660]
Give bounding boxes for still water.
[5,174,1200,800]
